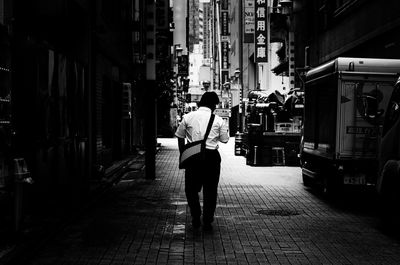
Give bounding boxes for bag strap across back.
[202,114,215,149]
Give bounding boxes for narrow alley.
[19,138,400,265]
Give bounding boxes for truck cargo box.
[302,57,400,189]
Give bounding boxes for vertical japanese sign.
[220,0,229,83]
[221,11,229,36]
[146,0,156,79]
[254,0,268,63]
[244,0,255,43]
[221,42,229,70]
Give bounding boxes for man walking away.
[175,92,229,231]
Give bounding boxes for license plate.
[343,173,366,185]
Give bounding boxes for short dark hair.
[199,91,220,109]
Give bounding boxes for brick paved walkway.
[23,138,400,265]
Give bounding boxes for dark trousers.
[185,149,221,224]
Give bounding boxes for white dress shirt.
[175,107,229,150]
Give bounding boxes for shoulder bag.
[179,114,215,169]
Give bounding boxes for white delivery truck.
[300,57,400,193]
[377,77,400,209]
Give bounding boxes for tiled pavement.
[19,138,400,265]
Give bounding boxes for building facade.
[0,0,171,235]
[293,0,400,82]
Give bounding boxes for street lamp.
[175,45,183,64]
[234,68,241,79]
[175,46,183,57]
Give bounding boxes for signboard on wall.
[244,0,255,43]
[221,11,229,35]
[220,0,230,82]
[215,108,231,118]
[222,41,229,70]
[254,0,268,63]
[122,83,132,119]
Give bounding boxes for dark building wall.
[5,0,137,208]
[11,44,90,207]
[10,0,91,207]
[90,0,136,167]
[294,0,400,68]
[94,55,126,167]
[0,0,172,236]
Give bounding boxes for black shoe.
[192,218,201,229]
[203,223,213,231]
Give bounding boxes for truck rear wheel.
[379,160,400,223]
